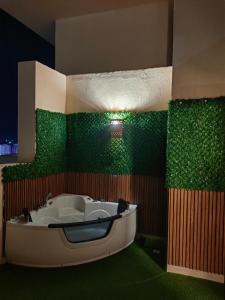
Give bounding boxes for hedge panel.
[67,111,168,176]
[3,109,67,182]
[166,97,225,191]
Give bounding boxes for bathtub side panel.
[5,210,137,267]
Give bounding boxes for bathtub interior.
[15,194,136,227]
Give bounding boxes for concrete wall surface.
[172,0,225,99]
[56,2,171,75]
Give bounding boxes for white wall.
[66,66,172,113]
[172,0,225,99]
[18,61,66,162]
[56,2,171,75]
[18,61,36,163]
[35,62,67,112]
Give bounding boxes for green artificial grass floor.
[0,239,223,300]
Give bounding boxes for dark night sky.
[0,9,54,144]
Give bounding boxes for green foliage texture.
[5,97,225,192]
[166,97,225,191]
[3,109,67,182]
[67,112,168,176]
[3,110,167,182]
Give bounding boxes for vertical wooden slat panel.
[176,189,180,266]
[200,191,205,271]
[208,191,213,273]
[193,190,198,270]
[215,192,220,274]
[211,192,217,274]
[196,191,201,271]
[182,189,187,267]
[168,188,225,276]
[172,188,176,265]
[221,192,225,275]
[189,190,194,269]
[167,189,172,265]
[221,192,224,274]
[204,191,209,272]
[186,190,191,269]
[179,189,183,267]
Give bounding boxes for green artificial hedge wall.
[4,110,168,182]
[67,112,168,176]
[4,97,225,191]
[166,97,225,191]
[3,109,67,182]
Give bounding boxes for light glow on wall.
[66,67,172,113]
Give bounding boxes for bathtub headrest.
[117,199,129,214]
[22,208,32,222]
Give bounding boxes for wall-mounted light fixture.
[110,119,123,138]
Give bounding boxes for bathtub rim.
[7,202,137,228]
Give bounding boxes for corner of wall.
[35,62,67,113]
[18,61,36,163]
[18,61,67,163]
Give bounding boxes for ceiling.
[0,0,161,45]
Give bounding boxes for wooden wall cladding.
[3,173,66,221]
[168,189,225,275]
[67,172,167,237]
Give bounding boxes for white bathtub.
[5,194,137,267]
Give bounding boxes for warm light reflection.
[111,120,122,126]
[67,67,172,113]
